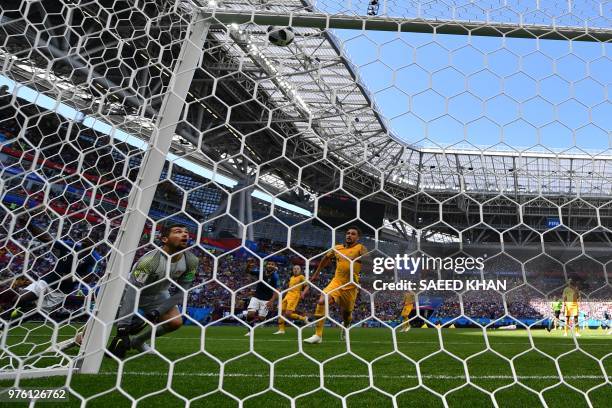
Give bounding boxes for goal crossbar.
[204,9,612,42]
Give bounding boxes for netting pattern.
[312,0,610,26]
[0,1,610,406]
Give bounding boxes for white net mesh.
[0,0,610,406]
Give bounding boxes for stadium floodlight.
[0,0,610,406]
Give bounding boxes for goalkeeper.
[108,223,199,358]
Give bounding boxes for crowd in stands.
[434,288,543,320]
[1,96,610,327]
[434,287,611,321]
[2,210,611,325]
[0,100,218,224]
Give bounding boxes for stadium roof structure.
[189,0,612,200]
[2,0,612,234]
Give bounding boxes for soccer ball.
[267,26,295,47]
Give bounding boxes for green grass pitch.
[1,324,611,407]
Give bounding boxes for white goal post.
[77,16,211,375]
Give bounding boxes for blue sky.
[334,29,611,152]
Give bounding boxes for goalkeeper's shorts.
[131,293,173,324]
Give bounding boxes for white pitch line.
[7,336,612,346]
[200,337,612,345]
[96,371,609,380]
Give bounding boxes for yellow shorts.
[282,293,300,312]
[565,304,578,317]
[401,304,414,318]
[323,282,358,312]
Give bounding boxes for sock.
[314,303,325,337]
[278,318,286,331]
[564,321,569,335]
[342,311,352,328]
[289,313,306,321]
[133,324,170,346]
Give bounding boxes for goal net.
[0,0,610,406]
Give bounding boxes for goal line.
[99,371,609,381]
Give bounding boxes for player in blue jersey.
[243,260,280,335]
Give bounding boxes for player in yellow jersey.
[304,226,368,344]
[562,279,581,337]
[399,291,416,333]
[274,264,310,334]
